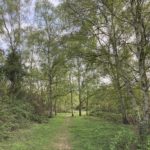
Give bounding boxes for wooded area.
[0,0,150,149]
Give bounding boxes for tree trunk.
[131,0,150,147]
[69,73,74,117]
[111,35,128,124]
[78,90,82,116]
[70,89,74,117]
[86,89,89,116]
[77,58,82,116]
[106,5,129,124]
[54,99,57,116]
[48,76,53,118]
[116,80,128,124]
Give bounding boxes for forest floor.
[0,113,136,150]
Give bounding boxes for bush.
[109,128,137,150]
[0,97,48,141]
[31,115,48,123]
[90,109,122,123]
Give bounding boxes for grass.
[69,116,137,150]
[0,113,137,150]
[0,116,64,150]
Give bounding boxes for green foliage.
[4,51,25,94]
[0,0,150,148]
[30,115,48,124]
[90,110,122,123]
[0,116,64,150]
[109,129,137,150]
[69,116,137,150]
[0,114,139,150]
[0,100,29,141]
[0,96,48,141]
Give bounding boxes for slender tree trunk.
[48,77,53,118]
[54,99,57,116]
[70,89,74,117]
[110,21,128,124]
[103,2,129,124]
[115,78,128,124]
[29,48,34,93]
[78,90,82,116]
[77,58,82,116]
[86,89,89,116]
[47,45,53,118]
[69,73,74,117]
[54,77,58,116]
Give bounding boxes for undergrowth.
[0,96,48,141]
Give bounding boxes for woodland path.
[0,114,73,150]
[51,116,72,150]
[0,113,135,150]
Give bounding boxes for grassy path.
[52,116,71,150]
[0,114,136,150]
[0,115,72,150]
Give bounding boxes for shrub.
[109,128,137,150]
[90,109,122,123]
[0,97,48,141]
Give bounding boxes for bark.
[70,89,74,117]
[86,88,89,116]
[54,99,57,116]
[77,58,82,116]
[48,76,53,118]
[109,11,128,124]
[124,79,141,121]
[130,0,150,147]
[69,73,74,117]
[114,77,128,124]
[47,47,53,118]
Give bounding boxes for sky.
[50,0,60,6]
[28,0,60,25]
[0,0,61,50]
